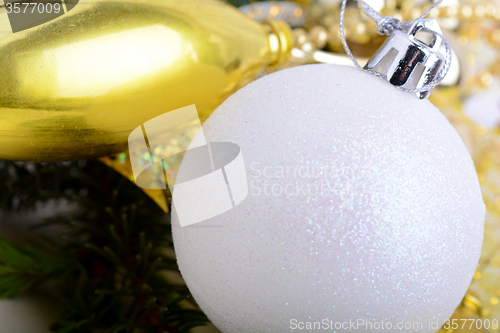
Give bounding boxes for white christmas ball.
[171,64,485,333]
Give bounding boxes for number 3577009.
[6,2,62,14]
[442,319,498,330]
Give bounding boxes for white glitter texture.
[171,64,485,333]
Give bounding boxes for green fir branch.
[0,160,210,333]
[0,238,64,298]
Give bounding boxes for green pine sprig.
[0,237,64,298]
[0,160,209,333]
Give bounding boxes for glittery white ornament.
[171,64,485,333]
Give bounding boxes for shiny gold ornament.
[0,0,293,162]
[309,25,328,49]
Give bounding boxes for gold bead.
[269,5,281,18]
[493,6,500,21]
[301,42,314,53]
[327,23,343,51]
[458,22,480,40]
[293,7,304,18]
[440,6,457,18]
[384,0,398,12]
[392,12,403,22]
[309,3,325,19]
[400,0,414,13]
[293,28,309,47]
[366,19,377,34]
[380,8,402,22]
[400,5,412,21]
[352,22,371,44]
[460,5,473,19]
[341,14,359,39]
[473,5,486,19]
[491,61,500,76]
[354,21,366,35]
[438,6,448,18]
[488,29,500,45]
[409,7,422,20]
[457,35,468,47]
[254,7,265,20]
[428,7,440,18]
[309,26,329,49]
[484,4,498,20]
[479,71,493,88]
[322,13,337,28]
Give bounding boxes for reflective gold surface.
[0,0,292,161]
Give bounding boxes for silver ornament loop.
[364,19,448,99]
[375,16,400,35]
[340,0,452,99]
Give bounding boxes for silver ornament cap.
[364,18,445,99]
